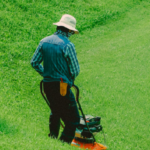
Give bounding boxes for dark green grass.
[0,0,145,44]
[0,0,150,150]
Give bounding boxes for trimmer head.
[71,115,107,150]
[75,115,102,142]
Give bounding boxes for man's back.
[42,34,72,85]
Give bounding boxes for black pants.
[43,82,80,144]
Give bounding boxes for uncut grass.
[0,0,145,45]
[1,0,150,150]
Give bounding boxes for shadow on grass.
[0,118,18,135]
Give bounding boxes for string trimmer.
[40,82,107,150]
[70,85,107,150]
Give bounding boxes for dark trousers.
[43,82,80,144]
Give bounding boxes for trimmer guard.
[71,139,107,150]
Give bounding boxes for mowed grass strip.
[74,2,150,149]
[0,0,150,150]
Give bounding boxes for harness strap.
[40,80,50,108]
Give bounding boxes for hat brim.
[53,22,79,34]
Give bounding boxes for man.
[31,14,80,144]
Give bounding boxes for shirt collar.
[55,30,73,39]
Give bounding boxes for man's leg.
[48,112,60,139]
[59,89,80,144]
[43,82,61,139]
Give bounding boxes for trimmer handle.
[72,85,96,143]
[72,85,82,112]
[72,85,79,103]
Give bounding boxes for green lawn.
[0,0,150,150]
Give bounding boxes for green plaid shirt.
[31,30,80,81]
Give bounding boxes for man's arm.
[63,42,80,81]
[31,41,44,76]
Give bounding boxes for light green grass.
[74,2,150,149]
[0,0,150,150]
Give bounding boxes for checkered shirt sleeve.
[30,41,44,76]
[63,42,80,80]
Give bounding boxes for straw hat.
[53,14,79,34]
